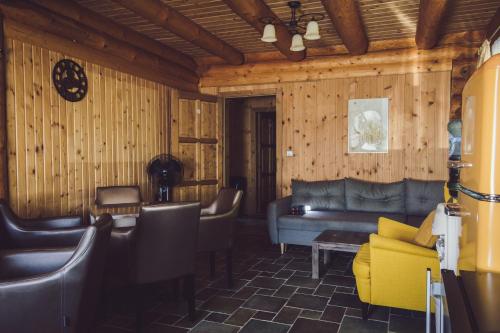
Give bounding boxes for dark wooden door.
[256,112,276,215]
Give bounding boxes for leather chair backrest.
[133,203,200,285]
[202,188,243,216]
[95,186,141,206]
[62,214,113,332]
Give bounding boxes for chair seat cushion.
[277,211,405,234]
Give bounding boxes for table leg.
[312,243,319,279]
[324,249,331,266]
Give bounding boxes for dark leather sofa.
[267,178,445,246]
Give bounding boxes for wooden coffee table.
[312,230,369,279]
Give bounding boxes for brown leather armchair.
[0,214,113,333]
[105,202,201,331]
[95,185,142,206]
[0,200,86,250]
[199,188,243,287]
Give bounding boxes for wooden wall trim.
[0,16,7,200]
[178,91,218,103]
[201,47,476,87]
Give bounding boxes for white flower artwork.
[348,98,389,153]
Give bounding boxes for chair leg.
[280,243,287,255]
[134,285,144,333]
[209,251,216,279]
[361,302,370,320]
[226,248,233,288]
[183,274,196,321]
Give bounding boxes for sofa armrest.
[378,217,419,243]
[266,196,292,244]
[20,215,83,229]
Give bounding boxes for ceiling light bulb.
[290,33,305,52]
[261,24,277,43]
[304,20,320,40]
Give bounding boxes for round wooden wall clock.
[52,59,88,102]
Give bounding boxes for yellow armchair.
[353,217,440,318]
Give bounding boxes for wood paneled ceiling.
[75,0,499,60]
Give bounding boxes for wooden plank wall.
[202,71,451,198]
[170,92,222,206]
[5,38,169,218]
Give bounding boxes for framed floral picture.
[348,98,389,153]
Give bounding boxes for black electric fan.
[147,154,183,202]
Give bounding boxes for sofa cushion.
[278,211,406,234]
[291,179,345,211]
[405,179,445,216]
[345,178,405,214]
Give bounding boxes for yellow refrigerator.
[458,54,500,273]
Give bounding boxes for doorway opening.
[225,96,276,218]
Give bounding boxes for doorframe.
[220,88,283,199]
[255,109,276,215]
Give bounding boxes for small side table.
[312,230,369,279]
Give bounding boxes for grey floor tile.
[274,307,301,324]
[243,295,287,313]
[389,314,426,333]
[338,316,387,333]
[239,319,290,333]
[200,296,244,314]
[190,321,239,333]
[287,293,329,311]
[289,318,340,333]
[321,305,346,323]
[225,308,256,326]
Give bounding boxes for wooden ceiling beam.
[320,0,368,55]
[0,0,199,86]
[34,0,197,72]
[110,0,244,65]
[415,0,451,49]
[5,20,198,92]
[222,0,305,62]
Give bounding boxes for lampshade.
[290,34,305,51]
[261,24,277,43]
[304,20,320,40]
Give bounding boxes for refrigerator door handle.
[447,160,473,169]
[445,203,471,217]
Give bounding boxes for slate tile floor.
[96,221,427,333]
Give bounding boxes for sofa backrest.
[290,178,446,216]
[345,178,406,214]
[291,179,346,211]
[405,179,445,216]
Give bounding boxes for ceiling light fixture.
[260,1,324,52]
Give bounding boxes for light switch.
[286,150,294,157]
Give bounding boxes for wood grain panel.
[6,38,169,218]
[172,95,222,204]
[76,0,497,60]
[203,71,450,198]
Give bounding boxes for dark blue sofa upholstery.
[267,178,445,246]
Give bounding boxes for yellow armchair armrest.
[370,233,437,258]
[378,217,419,242]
